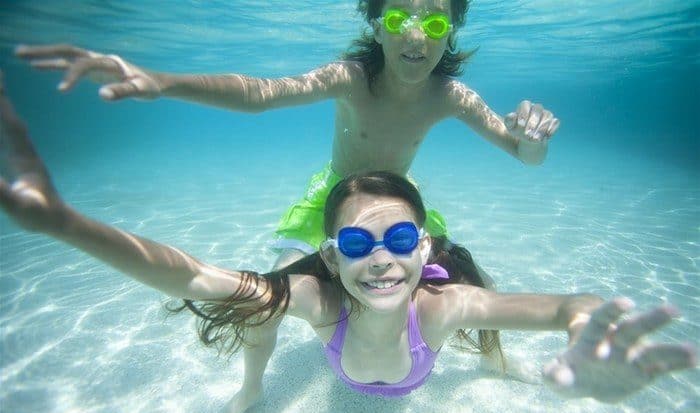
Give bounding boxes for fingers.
[15,44,94,60]
[18,44,159,101]
[633,343,697,378]
[27,58,71,71]
[532,110,552,140]
[615,306,696,378]
[535,117,560,140]
[504,112,517,130]
[525,103,543,136]
[543,358,575,387]
[59,57,102,92]
[515,100,531,129]
[613,306,678,349]
[16,44,123,93]
[508,100,560,142]
[577,298,635,350]
[99,80,141,101]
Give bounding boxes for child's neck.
[376,70,433,102]
[348,299,411,345]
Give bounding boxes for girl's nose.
[369,248,395,270]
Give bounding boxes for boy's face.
[373,0,452,84]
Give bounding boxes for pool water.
[0,1,698,412]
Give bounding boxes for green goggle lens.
[381,8,451,40]
[422,14,450,39]
[383,9,409,33]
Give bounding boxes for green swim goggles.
[378,8,453,40]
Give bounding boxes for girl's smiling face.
[329,193,430,313]
[374,0,453,85]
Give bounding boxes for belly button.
[361,132,368,139]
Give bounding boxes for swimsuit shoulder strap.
[407,300,424,348]
[326,306,349,351]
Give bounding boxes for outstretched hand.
[505,100,560,143]
[15,44,161,101]
[0,73,67,234]
[543,298,696,403]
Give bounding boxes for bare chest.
[332,97,447,175]
[353,99,439,142]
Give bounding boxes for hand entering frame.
[16,44,161,101]
[504,100,560,143]
[543,298,696,403]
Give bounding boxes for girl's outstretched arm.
[0,74,265,302]
[15,44,354,112]
[435,286,696,402]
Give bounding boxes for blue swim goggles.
[326,221,422,258]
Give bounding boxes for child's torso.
[331,75,453,177]
[321,300,440,395]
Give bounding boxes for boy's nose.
[405,26,426,43]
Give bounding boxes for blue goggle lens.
[337,222,420,258]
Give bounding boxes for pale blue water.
[0,1,698,412]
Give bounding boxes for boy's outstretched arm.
[15,44,352,112]
[0,73,265,303]
[448,81,560,165]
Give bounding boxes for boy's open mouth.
[401,53,426,63]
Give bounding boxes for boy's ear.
[320,242,340,276]
[419,236,432,264]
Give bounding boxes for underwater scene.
[0,1,698,412]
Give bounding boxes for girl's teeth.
[366,280,399,289]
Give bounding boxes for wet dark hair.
[177,171,503,365]
[343,0,478,92]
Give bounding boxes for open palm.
[543,298,696,403]
[16,44,161,101]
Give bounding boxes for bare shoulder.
[308,61,365,85]
[287,274,341,325]
[333,60,368,80]
[414,283,491,348]
[416,283,488,322]
[293,60,367,99]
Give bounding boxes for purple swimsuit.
[323,301,440,397]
